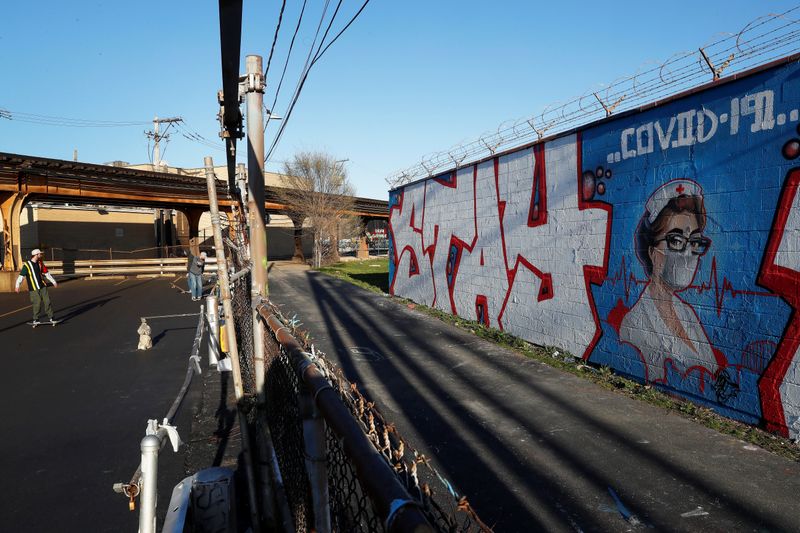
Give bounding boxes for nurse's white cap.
[645,179,703,223]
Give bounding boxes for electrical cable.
[311,0,371,66]
[266,0,371,161]
[276,0,333,129]
[266,0,309,129]
[0,109,151,128]
[264,0,287,83]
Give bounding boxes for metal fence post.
[205,156,265,532]
[244,54,268,401]
[205,294,220,367]
[138,434,161,533]
[300,389,331,532]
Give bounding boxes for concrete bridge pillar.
[356,236,370,259]
[0,192,27,292]
[183,207,204,256]
[290,215,305,262]
[1,192,27,272]
[355,215,374,259]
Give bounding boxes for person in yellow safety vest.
[15,248,59,326]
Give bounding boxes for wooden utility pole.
[145,116,182,170]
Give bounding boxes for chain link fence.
[259,303,491,533]
[220,218,490,532]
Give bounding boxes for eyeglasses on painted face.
[654,234,711,255]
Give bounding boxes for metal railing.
[113,158,489,532]
[255,300,435,532]
[46,257,218,277]
[43,245,212,262]
[113,307,205,533]
[195,171,492,531]
[243,296,491,533]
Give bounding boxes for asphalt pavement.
[268,263,800,532]
[0,276,208,532]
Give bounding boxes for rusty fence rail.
[241,296,492,533]
[206,158,489,531]
[256,299,434,532]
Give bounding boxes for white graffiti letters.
[610,90,777,162]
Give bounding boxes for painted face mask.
[659,248,698,290]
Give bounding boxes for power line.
[266,0,372,161]
[264,0,287,83]
[266,0,309,128]
[177,121,226,152]
[265,0,349,144]
[311,0,371,66]
[272,0,333,131]
[0,109,151,128]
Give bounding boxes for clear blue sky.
[1,1,798,200]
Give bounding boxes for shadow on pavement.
[213,373,237,467]
[300,271,785,531]
[0,279,154,335]
[152,326,197,347]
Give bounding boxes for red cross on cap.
[645,178,704,224]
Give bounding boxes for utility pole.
[243,55,268,399]
[145,116,182,170]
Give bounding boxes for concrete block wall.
[389,59,800,440]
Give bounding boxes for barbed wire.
[386,7,800,188]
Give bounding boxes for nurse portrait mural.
[618,179,731,390]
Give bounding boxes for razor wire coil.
[387,8,800,188]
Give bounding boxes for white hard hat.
[31,248,43,256]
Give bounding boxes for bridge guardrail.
[46,257,219,277]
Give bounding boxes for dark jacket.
[187,254,206,276]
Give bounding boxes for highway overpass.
[0,152,388,273]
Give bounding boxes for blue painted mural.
[390,57,800,439]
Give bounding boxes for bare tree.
[277,151,356,267]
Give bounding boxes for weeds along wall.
[388,57,800,440]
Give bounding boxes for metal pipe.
[229,265,251,283]
[206,295,220,367]
[256,304,434,533]
[138,434,161,533]
[301,389,331,532]
[254,417,294,532]
[204,156,263,532]
[165,305,204,422]
[245,54,268,400]
[203,156,244,400]
[139,312,202,321]
[236,162,249,221]
[123,309,205,494]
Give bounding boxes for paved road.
[0,276,205,532]
[268,264,800,532]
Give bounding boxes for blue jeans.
[187,272,203,299]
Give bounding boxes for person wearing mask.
[619,179,727,390]
[15,248,59,326]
